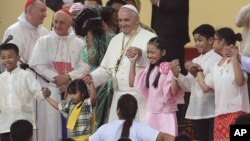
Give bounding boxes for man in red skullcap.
[1,0,48,72]
[28,9,90,141]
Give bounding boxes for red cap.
[25,0,36,8]
[59,8,72,16]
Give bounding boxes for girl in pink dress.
[128,37,184,136]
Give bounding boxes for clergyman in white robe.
[29,30,90,141]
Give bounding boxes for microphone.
[2,35,13,45]
[19,60,50,83]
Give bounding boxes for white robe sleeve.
[68,39,90,80]
[68,58,90,80]
[241,55,250,73]
[91,66,112,87]
[235,4,250,27]
[28,37,58,80]
[177,73,193,92]
[25,71,45,101]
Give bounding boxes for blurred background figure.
[69,2,85,20]
[150,0,190,75]
[106,0,126,34]
[84,0,103,6]
[74,4,116,127]
[46,0,83,12]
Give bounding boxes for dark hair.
[117,137,132,141]
[215,27,242,45]
[192,24,215,39]
[75,5,103,37]
[117,94,138,139]
[67,79,89,100]
[174,134,192,141]
[85,0,103,5]
[146,37,166,88]
[234,114,250,125]
[106,0,126,6]
[0,43,19,55]
[10,120,33,141]
[101,6,115,23]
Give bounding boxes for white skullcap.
[121,4,138,14]
[69,2,85,13]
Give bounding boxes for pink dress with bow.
[134,62,184,136]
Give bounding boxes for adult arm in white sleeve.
[240,55,250,73]
[68,58,90,80]
[28,38,58,81]
[91,66,112,87]
[235,4,250,27]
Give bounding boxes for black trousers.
[192,118,214,141]
[0,133,11,141]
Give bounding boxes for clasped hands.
[125,47,142,61]
[51,74,71,93]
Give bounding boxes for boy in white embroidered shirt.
[0,43,50,141]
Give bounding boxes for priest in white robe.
[1,0,48,72]
[29,9,90,141]
[83,5,156,123]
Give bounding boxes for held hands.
[170,59,181,77]
[125,47,142,59]
[185,61,201,76]
[128,51,139,63]
[82,74,93,85]
[53,74,71,87]
[42,87,51,98]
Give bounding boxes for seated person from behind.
[10,120,33,141]
[86,94,175,141]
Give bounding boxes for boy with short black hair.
[0,43,50,141]
[10,120,33,141]
[171,24,222,141]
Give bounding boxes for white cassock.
[91,26,156,123]
[28,30,90,141]
[1,12,48,71]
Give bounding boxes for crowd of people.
[1,0,250,141]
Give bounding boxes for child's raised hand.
[42,87,51,98]
[170,59,181,77]
[229,45,240,60]
[128,51,139,63]
[82,74,93,85]
[125,47,142,59]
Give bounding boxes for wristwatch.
[197,69,203,72]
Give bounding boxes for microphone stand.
[19,60,50,83]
